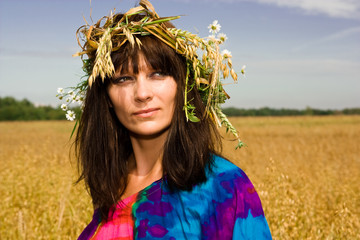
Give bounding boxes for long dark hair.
[75,14,222,220]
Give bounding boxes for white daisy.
[208,20,221,34]
[217,33,227,43]
[241,65,246,76]
[65,110,76,121]
[75,95,84,105]
[72,95,77,103]
[61,104,67,111]
[207,35,218,45]
[221,49,232,59]
[57,88,64,94]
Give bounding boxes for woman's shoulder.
[205,155,265,214]
[208,154,249,182]
[200,155,271,238]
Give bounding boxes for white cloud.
[249,58,360,75]
[320,26,360,41]
[174,0,360,19]
[292,26,360,51]
[255,0,360,19]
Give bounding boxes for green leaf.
[187,103,196,110]
[70,120,78,139]
[235,140,246,149]
[188,114,200,122]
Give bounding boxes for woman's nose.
[134,76,153,102]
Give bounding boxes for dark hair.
[75,13,222,220]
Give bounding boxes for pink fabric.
[91,193,138,239]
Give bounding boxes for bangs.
[111,36,185,81]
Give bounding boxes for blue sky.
[0,0,359,109]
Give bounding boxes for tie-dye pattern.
[78,156,272,239]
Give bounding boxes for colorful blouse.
[78,155,272,239]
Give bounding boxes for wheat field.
[0,116,359,239]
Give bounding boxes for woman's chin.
[128,124,171,140]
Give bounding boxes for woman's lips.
[133,108,159,118]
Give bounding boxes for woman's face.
[107,55,177,137]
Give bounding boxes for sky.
[0,0,359,109]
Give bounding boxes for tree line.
[0,96,359,121]
[0,96,81,121]
[222,106,360,117]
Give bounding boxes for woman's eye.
[150,72,167,79]
[112,76,133,84]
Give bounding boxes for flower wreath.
[57,0,245,148]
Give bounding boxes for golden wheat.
[0,121,92,239]
[222,116,360,239]
[0,116,359,239]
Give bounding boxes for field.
[0,116,359,239]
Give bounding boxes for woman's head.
[84,32,212,145]
[83,11,190,136]
[107,35,186,138]
[69,1,242,147]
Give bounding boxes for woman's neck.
[120,130,167,200]
[128,129,168,178]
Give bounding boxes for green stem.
[184,63,190,121]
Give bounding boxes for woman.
[67,1,271,239]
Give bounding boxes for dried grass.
[0,116,359,239]
[222,116,360,239]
